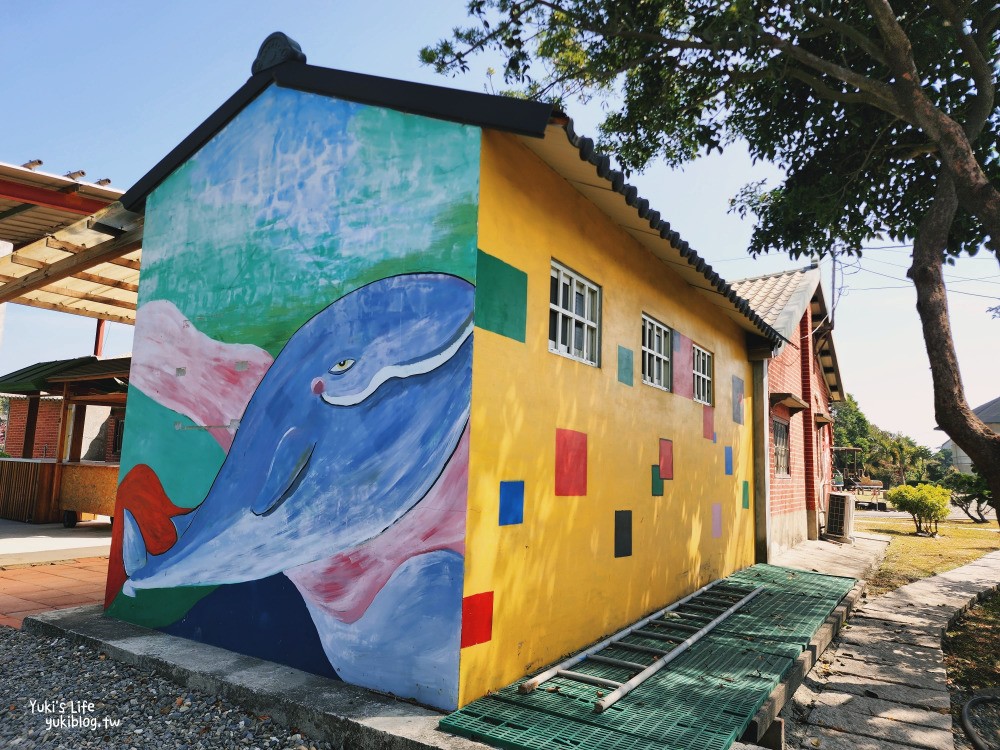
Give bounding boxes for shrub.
[886,483,951,534]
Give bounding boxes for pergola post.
[20,393,40,458]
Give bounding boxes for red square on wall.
[555,429,588,496]
[461,591,494,648]
[659,438,673,480]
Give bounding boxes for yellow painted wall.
[459,130,756,705]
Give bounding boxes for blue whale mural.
[119,273,474,706]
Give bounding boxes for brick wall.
[800,312,816,513]
[768,328,806,518]
[3,397,64,458]
[103,408,126,462]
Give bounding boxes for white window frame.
[641,314,672,391]
[549,261,600,366]
[692,344,714,405]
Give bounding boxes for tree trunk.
[909,174,1000,528]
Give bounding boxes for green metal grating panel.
[726,564,855,600]
[441,564,854,750]
[441,697,681,750]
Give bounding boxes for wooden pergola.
[0,161,143,524]
[0,161,143,323]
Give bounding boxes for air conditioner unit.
[825,491,854,542]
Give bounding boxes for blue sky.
[0,1,997,447]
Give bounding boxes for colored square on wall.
[499,481,525,525]
[712,503,722,539]
[617,346,634,386]
[651,466,664,497]
[555,429,587,496]
[742,480,750,509]
[724,446,733,476]
[732,376,745,425]
[659,439,674,480]
[461,592,494,648]
[703,404,715,440]
[615,510,632,558]
[474,250,527,342]
[674,334,693,399]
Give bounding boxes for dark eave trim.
[770,392,809,413]
[274,63,553,139]
[122,62,553,213]
[558,119,783,345]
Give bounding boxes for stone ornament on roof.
[252,32,307,75]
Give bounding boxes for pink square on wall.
[712,502,723,539]
[703,405,715,440]
[555,429,588,496]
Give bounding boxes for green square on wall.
[475,250,527,342]
[742,480,750,509]
[618,346,634,386]
[651,465,664,496]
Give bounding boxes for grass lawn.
[945,594,1000,691]
[855,517,1000,597]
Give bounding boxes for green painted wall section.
[474,249,527,342]
[118,388,224,508]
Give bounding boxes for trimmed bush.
[886,483,951,534]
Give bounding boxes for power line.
[861,255,1000,284]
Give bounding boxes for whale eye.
[329,358,356,375]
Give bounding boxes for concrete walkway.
[786,549,1000,750]
[772,532,889,581]
[0,517,111,566]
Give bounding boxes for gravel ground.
[952,690,1000,750]
[0,627,338,750]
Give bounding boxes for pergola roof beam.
[0,226,143,304]
[45,237,141,270]
[0,177,108,215]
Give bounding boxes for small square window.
[549,261,600,366]
[641,314,672,391]
[693,344,714,405]
[774,419,790,476]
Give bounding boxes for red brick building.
[2,396,123,462]
[732,267,844,556]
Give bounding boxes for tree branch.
[802,9,889,66]
[763,31,904,115]
[932,0,996,139]
[785,67,886,106]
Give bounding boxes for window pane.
[562,280,571,310]
[587,288,598,323]
[575,287,585,317]
[549,309,558,345]
[574,320,584,354]
[587,327,597,361]
[550,273,559,304]
[560,316,569,350]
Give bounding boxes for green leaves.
[422,0,1000,258]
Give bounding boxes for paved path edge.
[792,549,1000,750]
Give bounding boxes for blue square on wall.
[499,481,525,525]
[725,446,734,476]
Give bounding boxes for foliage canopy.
[423,0,1000,259]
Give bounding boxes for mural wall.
[459,130,756,705]
[106,86,480,710]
